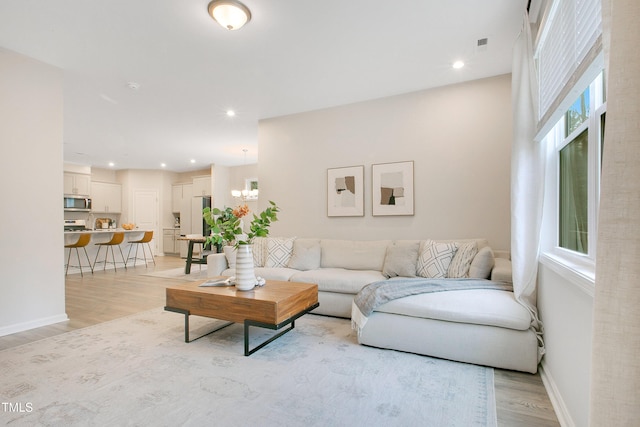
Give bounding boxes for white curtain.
[590,0,640,424]
[511,12,545,361]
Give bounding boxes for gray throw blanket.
[351,278,513,335]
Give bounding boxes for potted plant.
[203,201,279,248]
[203,201,280,291]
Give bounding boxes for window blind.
[536,0,602,122]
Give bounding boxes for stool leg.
[147,242,156,265]
[125,243,134,268]
[93,246,102,270]
[118,244,127,269]
[65,248,72,276]
[75,248,84,277]
[134,243,141,266]
[83,247,94,274]
[109,246,116,271]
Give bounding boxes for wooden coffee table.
[164,279,319,356]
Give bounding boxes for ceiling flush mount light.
[208,0,251,31]
[452,60,465,69]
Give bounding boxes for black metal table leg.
[243,302,319,356]
[164,306,233,342]
[184,240,195,274]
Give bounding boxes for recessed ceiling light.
[190,159,196,164]
[453,61,465,69]
[226,110,236,117]
[161,163,167,168]
[108,162,115,167]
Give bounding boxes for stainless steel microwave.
[64,196,92,212]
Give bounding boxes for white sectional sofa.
[207,237,539,373]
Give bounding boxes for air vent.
[476,38,489,53]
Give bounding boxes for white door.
[133,190,159,253]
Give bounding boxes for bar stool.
[65,233,94,276]
[125,230,156,267]
[93,232,127,271]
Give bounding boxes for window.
[544,73,605,271]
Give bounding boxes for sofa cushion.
[374,288,531,331]
[222,267,299,282]
[290,268,386,294]
[320,239,391,271]
[416,240,458,278]
[448,241,478,278]
[223,246,236,268]
[469,246,495,279]
[265,237,296,268]
[287,238,321,271]
[382,241,420,278]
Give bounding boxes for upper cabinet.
[64,172,91,196]
[172,184,186,213]
[91,181,122,213]
[192,176,212,197]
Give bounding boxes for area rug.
[142,266,209,281]
[0,309,497,426]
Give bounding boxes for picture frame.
[327,165,364,217]
[244,178,258,200]
[372,161,414,216]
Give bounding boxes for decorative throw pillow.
[265,237,296,268]
[468,246,495,279]
[382,241,420,278]
[287,239,321,271]
[223,245,236,268]
[416,240,458,278]
[448,241,479,278]
[252,237,268,267]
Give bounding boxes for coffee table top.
[166,279,318,325]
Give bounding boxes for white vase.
[234,244,256,291]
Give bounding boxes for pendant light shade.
[208,0,251,31]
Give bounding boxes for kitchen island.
[64,229,152,273]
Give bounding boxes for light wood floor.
[0,256,559,426]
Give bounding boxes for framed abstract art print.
[327,165,364,217]
[372,161,414,216]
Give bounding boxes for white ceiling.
[0,0,527,172]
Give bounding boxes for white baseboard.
[0,313,69,337]
[540,361,575,427]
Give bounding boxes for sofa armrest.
[207,253,228,277]
[491,257,513,284]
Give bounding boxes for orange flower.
[232,204,250,219]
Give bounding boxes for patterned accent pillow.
[265,237,296,268]
[448,241,479,278]
[252,237,268,267]
[416,240,459,278]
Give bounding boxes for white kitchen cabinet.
[64,172,91,196]
[91,182,122,213]
[192,176,211,197]
[179,183,193,233]
[171,184,182,213]
[163,228,176,254]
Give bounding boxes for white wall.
[537,263,593,427]
[258,74,513,250]
[0,49,66,335]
